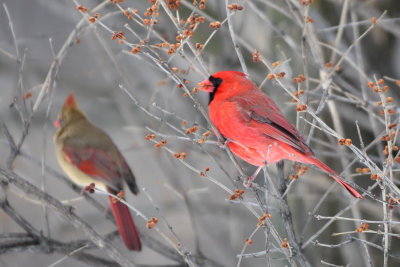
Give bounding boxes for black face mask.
[208,75,223,104]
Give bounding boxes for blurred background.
[1,0,400,266]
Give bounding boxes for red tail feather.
[309,157,363,199]
[330,176,364,199]
[108,196,142,251]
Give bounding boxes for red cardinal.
[198,70,362,198]
[54,93,142,250]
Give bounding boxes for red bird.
[54,93,142,250]
[198,70,362,198]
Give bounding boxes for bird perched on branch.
[197,70,362,198]
[54,93,142,250]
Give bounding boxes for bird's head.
[54,93,85,128]
[197,70,248,104]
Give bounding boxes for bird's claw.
[217,138,228,149]
[242,166,262,188]
[243,179,253,188]
[240,174,253,188]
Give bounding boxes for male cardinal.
[54,93,142,250]
[198,70,362,198]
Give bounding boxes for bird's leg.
[243,165,263,188]
[217,137,230,149]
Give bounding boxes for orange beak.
[197,79,214,92]
[54,119,61,128]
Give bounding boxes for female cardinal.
[197,70,362,198]
[54,93,142,250]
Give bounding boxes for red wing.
[249,93,304,145]
[214,100,307,153]
[63,146,122,191]
[249,110,307,153]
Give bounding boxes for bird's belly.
[227,141,301,166]
[56,150,108,191]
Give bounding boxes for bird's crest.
[63,93,77,108]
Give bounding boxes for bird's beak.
[54,119,61,128]
[197,79,214,92]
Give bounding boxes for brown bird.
[54,93,142,250]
